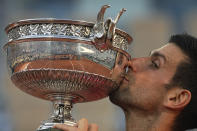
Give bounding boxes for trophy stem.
[52,99,75,125]
[37,96,77,131]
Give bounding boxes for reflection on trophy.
[4,5,132,131]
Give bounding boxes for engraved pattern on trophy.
[4,5,133,131]
[6,23,131,53]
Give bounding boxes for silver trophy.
[4,5,132,131]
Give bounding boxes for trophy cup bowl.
[4,5,132,131]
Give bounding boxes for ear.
[163,88,191,110]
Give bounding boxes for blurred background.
[1,0,197,131]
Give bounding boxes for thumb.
[89,123,98,131]
[78,118,89,131]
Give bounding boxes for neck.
[124,108,178,131]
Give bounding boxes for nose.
[127,57,149,73]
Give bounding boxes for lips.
[121,73,129,82]
[119,75,129,87]
[124,76,129,82]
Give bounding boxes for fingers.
[78,118,88,130]
[53,124,76,131]
[121,55,128,68]
[115,53,129,72]
[111,52,128,83]
[116,53,128,67]
[53,118,98,131]
[89,123,98,131]
[116,52,123,65]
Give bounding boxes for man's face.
[110,43,187,111]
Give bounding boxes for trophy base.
[37,121,77,131]
[37,128,62,131]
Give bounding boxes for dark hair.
[169,34,197,131]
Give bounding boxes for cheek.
[128,73,167,110]
[129,85,166,110]
[133,73,161,88]
[134,70,172,87]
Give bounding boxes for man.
[54,34,197,131]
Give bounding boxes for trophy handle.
[114,8,126,24]
[96,5,110,31]
[92,6,127,52]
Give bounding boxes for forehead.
[153,43,187,64]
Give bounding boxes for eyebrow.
[150,51,167,62]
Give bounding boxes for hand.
[111,52,128,84]
[53,118,98,131]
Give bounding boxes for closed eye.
[152,60,159,69]
[150,51,166,69]
[151,58,160,69]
